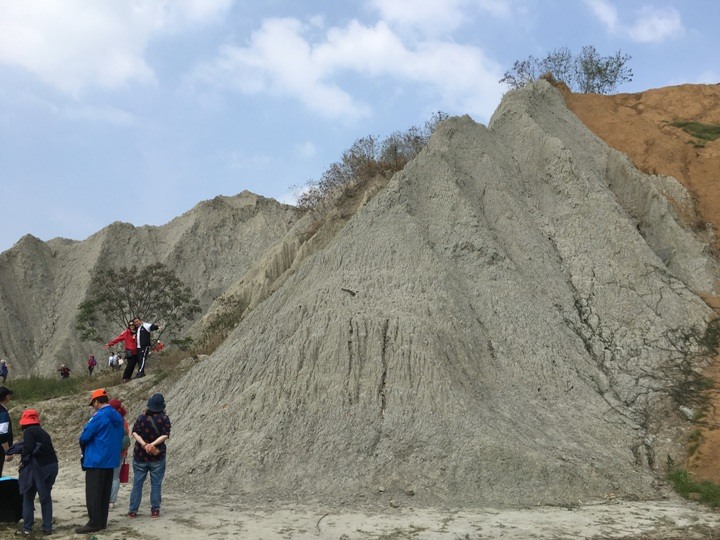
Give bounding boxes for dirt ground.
[3,468,720,539]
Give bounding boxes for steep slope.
[0,192,301,375]
[565,84,720,259]
[167,81,714,507]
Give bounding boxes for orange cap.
[19,409,40,426]
[89,388,108,406]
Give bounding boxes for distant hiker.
[0,386,13,477]
[108,398,131,510]
[15,409,59,536]
[132,317,162,379]
[57,364,71,379]
[106,321,138,383]
[0,359,8,383]
[76,388,124,534]
[108,351,119,371]
[87,355,97,377]
[127,393,171,519]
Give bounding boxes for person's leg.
[21,485,37,532]
[84,468,104,528]
[39,462,58,533]
[128,460,149,513]
[99,468,113,528]
[110,464,121,504]
[122,354,138,381]
[148,459,166,512]
[135,347,150,377]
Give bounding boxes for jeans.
[110,464,121,503]
[129,458,165,512]
[22,462,58,533]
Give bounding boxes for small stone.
[389,499,400,508]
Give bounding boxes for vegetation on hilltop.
[292,112,448,210]
[501,45,632,94]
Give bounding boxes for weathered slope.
[565,84,720,254]
[167,81,713,507]
[0,192,301,375]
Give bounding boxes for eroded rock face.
[0,192,301,375]
[167,81,714,507]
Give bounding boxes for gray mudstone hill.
[0,192,302,375]
[0,80,717,508]
[163,81,718,507]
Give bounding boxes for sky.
[1,0,717,254]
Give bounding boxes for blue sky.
[1,0,717,254]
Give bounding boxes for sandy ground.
[2,468,720,539]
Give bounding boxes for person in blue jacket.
[76,388,124,534]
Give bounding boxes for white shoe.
[109,502,115,509]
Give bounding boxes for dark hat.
[147,393,165,412]
[0,386,12,399]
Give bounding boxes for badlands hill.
[0,192,302,375]
[1,80,719,508]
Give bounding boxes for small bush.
[670,121,720,142]
[668,469,720,508]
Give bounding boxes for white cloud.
[626,6,683,43]
[583,0,683,43]
[583,0,619,32]
[190,17,504,121]
[0,0,233,95]
[368,0,512,36]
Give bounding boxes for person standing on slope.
[87,355,97,377]
[132,317,161,379]
[0,359,8,383]
[106,321,138,383]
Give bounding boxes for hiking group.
[106,317,161,382]
[1,385,171,536]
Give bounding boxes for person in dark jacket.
[0,386,14,477]
[132,317,161,379]
[16,409,59,536]
[76,388,124,534]
[127,393,171,518]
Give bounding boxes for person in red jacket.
[105,321,138,383]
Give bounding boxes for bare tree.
[500,45,633,94]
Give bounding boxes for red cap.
[109,398,127,417]
[89,388,108,406]
[19,409,40,426]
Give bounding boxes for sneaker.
[14,531,30,536]
[127,511,138,518]
[135,372,145,379]
[109,502,115,509]
[151,508,160,518]
[42,531,53,536]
